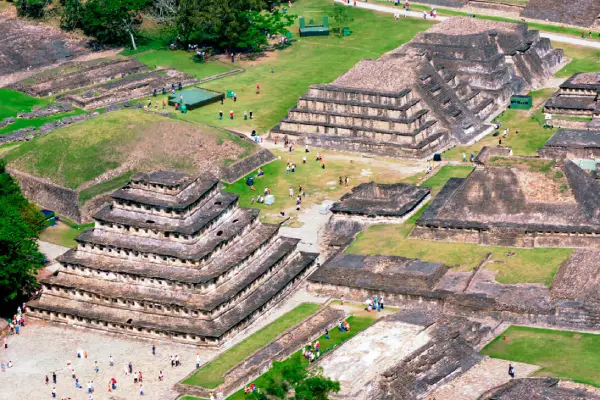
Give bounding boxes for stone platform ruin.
[272,18,563,159]
[545,73,600,118]
[10,58,148,97]
[320,182,429,258]
[27,170,319,346]
[411,159,600,248]
[538,129,600,161]
[0,16,90,86]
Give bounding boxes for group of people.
[43,344,177,398]
[365,295,385,312]
[2,304,27,373]
[302,340,322,363]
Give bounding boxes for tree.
[332,3,351,35]
[149,0,178,24]
[0,160,45,310]
[77,0,151,49]
[15,0,51,18]
[173,0,293,51]
[60,0,85,31]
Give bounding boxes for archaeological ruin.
[410,159,600,248]
[545,72,600,118]
[320,182,429,258]
[330,182,430,222]
[0,15,90,86]
[272,18,563,158]
[27,170,319,346]
[538,129,600,160]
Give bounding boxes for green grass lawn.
[0,89,52,120]
[4,109,254,189]
[346,166,572,285]
[420,165,473,195]
[226,314,376,400]
[0,108,87,136]
[39,220,93,248]
[144,0,433,133]
[183,303,321,388]
[556,44,600,78]
[223,148,411,217]
[135,50,236,80]
[482,326,600,387]
[442,88,557,162]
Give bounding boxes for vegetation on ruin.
[184,303,320,388]
[4,109,255,189]
[226,314,375,400]
[78,170,137,205]
[483,325,600,387]
[347,167,573,286]
[0,159,46,309]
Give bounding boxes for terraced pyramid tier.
[28,170,319,346]
[272,18,563,159]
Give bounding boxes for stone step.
[279,117,439,144]
[307,84,412,108]
[297,96,423,119]
[28,251,318,344]
[44,237,300,315]
[58,222,281,286]
[287,107,430,132]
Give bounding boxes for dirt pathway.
[334,0,600,49]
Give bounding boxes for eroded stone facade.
[28,170,319,346]
[272,18,563,159]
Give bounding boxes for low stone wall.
[220,148,276,184]
[411,225,600,249]
[8,168,82,223]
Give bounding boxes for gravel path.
[334,0,600,49]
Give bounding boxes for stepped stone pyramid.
[272,18,563,159]
[28,170,318,346]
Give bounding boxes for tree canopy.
[174,0,294,51]
[0,160,46,312]
[246,359,340,400]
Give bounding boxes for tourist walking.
[159,370,164,381]
[3,338,6,349]
[52,371,57,384]
[128,362,133,374]
[109,355,114,367]
[152,345,155,356]
[508,364,515,378]
[175,354,180,366]
[52,387,56,398]
[45,375,49,385]
[196,353,201,369]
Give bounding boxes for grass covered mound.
[4,109,255,189]
[482,326,600,387]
